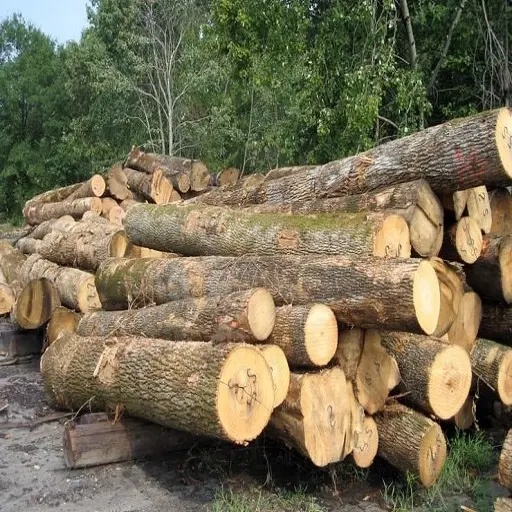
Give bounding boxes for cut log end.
[455,217,482,263]
[453,397,474,430]
[46,306,80,347]
[247,288,276,341]
[0,284,15,315]
[352,415,379,468]
[304,304,338,366]
[413,260,441,335]
[151,169,174,205]
[500,236,512,304]
[257,345,290,408]
[373,214,411,258]
[14,278,60,330]
[108,206,126,226]
[90,197,103,215]
[90,175,106,197]
[216,167,240,187]
[77,276,102,313]
[190,162,211,192]
[429,344,472,420]
[216,345,274,443]
[108,232,129,259]
[467,186,492,234]
[496,107,512,178]
[335,328,364,382]
[418,421,447,487]
[447,291,482,352]
[498,351,512,406]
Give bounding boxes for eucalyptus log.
[26,215,75,239]
[77,289,276,342]
[479,304,512,344]
[489,188,512,234]
[41,334,275,444]
[439,217,482,264]
[471,338,512,406]
[24,197,102,225]
[379,331,472,419]
[446,291,482,352]
[215,167,240,187]
[256,345,290,407]
[374,404,447,487]
[96,255,440,335]
[466,185,492,234]
[499,429,512,489]
[266,304,338,367]
[46,306,81,347]
[123,167,173,205]
[125,203,412,259]
[64,175,106,202]
[352,415,379,469]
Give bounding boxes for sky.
[0,0,88,44]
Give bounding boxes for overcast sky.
[0,0,88,44]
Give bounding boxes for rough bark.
[471,338,512,406]
[16,237,42,255]
[479,303,512,344]
[25,215,75,240]
[41,334,274,444]
[374,404,447,487]
[489,188,512,234]
[266,304,338,368]
[123,167,173,205]
[23,183,83,216]
[46,306,81,348]
[96,255,440,335]
[24,197,102,225]
[446,291,482,352]
[265,166,315,181]
[64,175,106,203]
[125,203,412,259]
[77,288,276,343]
[499,429,512,489]
[439,217,483,264]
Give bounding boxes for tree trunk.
[496,498,512,512]
[25,215,75,240]
[46,306,81,348]
[123,168,173,205]
[379,331,472,419]
[77,288,276,343]
[479,304,512,344]
[466,185,492,234]
[471,338,512,406]
[41,334,274,444]
[187,108,512,205]
[439,217,483,264]
[22,254,100,312]
[265,304,338,367]
[256,345,290,408]
[489,188,512,234]
[63,413,198,469]
[500,429,512,489]
[24,197,103,225]
[245,179,444,257]
[96,255,440,335]
[215,167,240,187]
[23,183,83,216]
[465,235,512,303]
[0,268,15,315]
[125,203,412,259]
[374,403,447,487]
[334,328,364,382]
[64,175,106,203]
[446,291,482,352]
[265,166,315,181]
[352,415,379,469]
[268,367,361,466]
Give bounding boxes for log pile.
[6,107,512,489]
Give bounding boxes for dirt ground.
[0,358,389,512]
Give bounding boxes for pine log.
[352,415,379,469]
[268,367,361,466]
[125,203,412,259]
[107,163,132,201]
[26,215,75,239]
[439,217,483,264]
[23,183,83,216]
[471,338,512,405]
[334,328,364,382]
[64,175,106,203]
[465,235,512,303]
[466,185,492,234]
[41,334,274,444]
[479,304,512,344]
[374,404,447,487]
[245,179,444,257]
[187,108,512,206]
[499,429,512,489]
[46,306,81,348]
[0,268,15,315]
[215,167,240,187]
[489,188,512,234]
[123,167,173,205]
[76,289,276,343]
[446,291,482,352]
[96,256,441,335]
[496,498,512,512]
[379,331,472,419]
[354,330,401,414]
[22,254,100,312]
[265,304,338,367]
[24,197,102,225]
[0,242,27,296]
[63,413,198,469]
[256,345,290,407]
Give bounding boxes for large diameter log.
[499,429,512,489]
[96,256,440,335]
[466,185,492,234]
[63,413,198,469]
[489,188,512,234]
[0,242,26,296]
[123,168,173,205]
[245,179,444,257]
[190,108,512,206]
[125,203,412,259]
[77,289,276,343]
[439,217,483,264]
[46,306,81,348]
[24,197,102,225]
[26,215,75,240]
[471,338,512,406]
[41,334,275,444]
[374,404,447,487]
[23,183,83,215]
[465,235,512,303]
[64,175,106,203]
[446,291,482,352]
[379,331,472,419]
[0,268,15,315]
[266,304,338,367]
[479,304,512,344]
[256,345,290,407]
[22,254,100,312]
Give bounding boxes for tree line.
[0,0,510,220]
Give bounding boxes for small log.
[446,291,482,352]
[125,203,412,259]
[256,345,290,407]
[334,328,364,382]
[465,234,512,304]
[95,256,441,336]
[22,254,100,312]
[352,415,379,469]
[499,429,512,489]
[379,331,472,419]
[24,197,103,225]
[471,338,512,406]
[489,188,512,234]
[215,167,240,187]
[440,217,483,264]
[23,183,83,215]
[63,413,198,469]
[77,288,276,342]
[42,334,275,444]
[64,175,106,203]
[479,304,512,344]
[123,167,173,205]
[266,304,338,367]
[374,403,447,487]
[466,185,492,234]
[26,215,75,239]
[496,498,512,512]
[0,268,15,315]
[46,306,81,347]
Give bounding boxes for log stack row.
[6,107,512,491]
